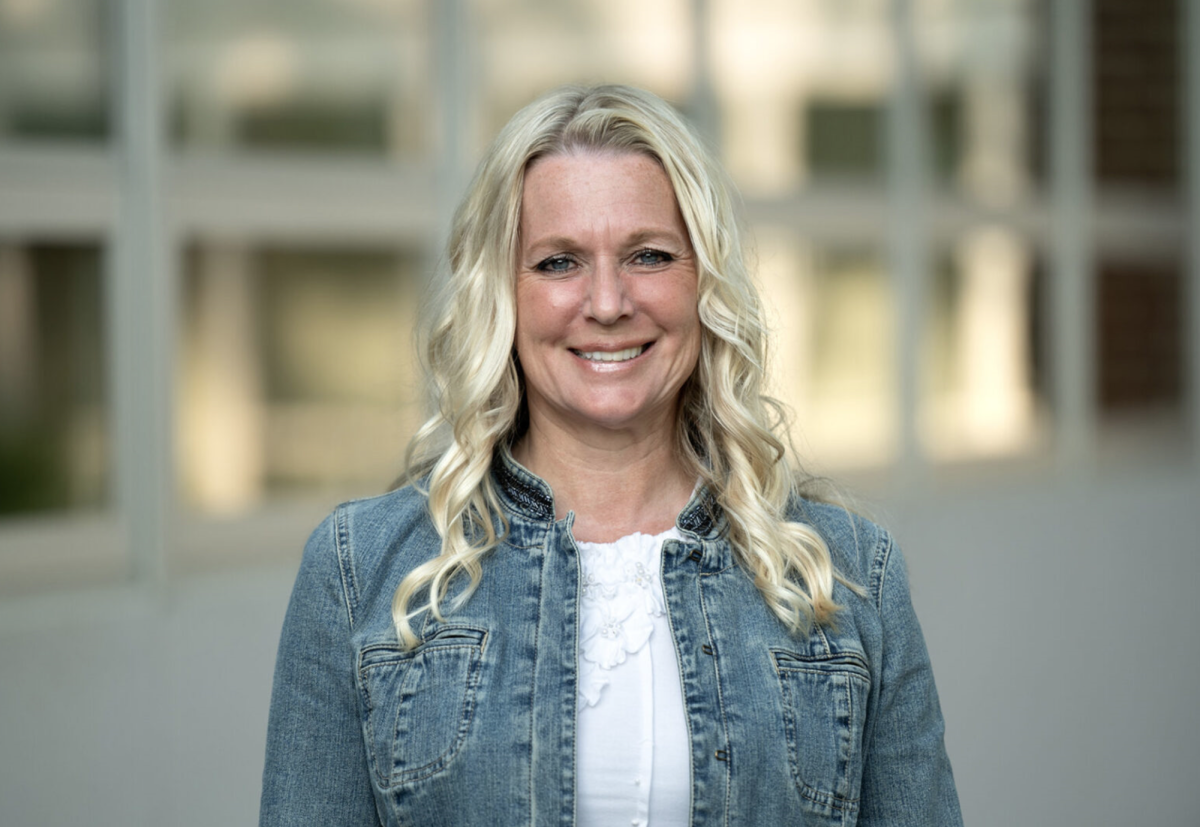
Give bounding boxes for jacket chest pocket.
[772,649,870,825]
[357,626,487,788]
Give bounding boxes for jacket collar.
[491,444,725,539]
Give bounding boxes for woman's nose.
[585,259,633,324]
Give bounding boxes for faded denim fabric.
[261,450,962,827]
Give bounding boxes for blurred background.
[0,0,1196,824]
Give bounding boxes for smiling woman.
[513,152,702,540]
[261,85,962,827]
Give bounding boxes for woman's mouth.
[571,344,649,363]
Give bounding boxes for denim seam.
[815,623,834,658]
[698,577,733,827]
[659,548,697,827]
[869,529,894,614]
[772,657,868,676]
[368,624,488,653]
[567,530,583,827]
[359,642,482,667]
[776,664,870,679]
[771,650,871,676]
[799,783,861,811]
[504,539,543,550]
[527,531,547,824]
[334,505,359,628]
[695,540,745,578]
[836,673,859,809]
[501,524,544,551]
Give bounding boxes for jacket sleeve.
[857,535,963,826]
[260,510,382,827]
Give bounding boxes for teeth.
[576,346,645,363]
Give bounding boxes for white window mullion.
[689,0,719,149]
[1186,0,1200,467]
[109,0,172,586]
[0,148,116,235]
[1049,0,1094,470]
[888,0,930,478]
[434,0,472,256]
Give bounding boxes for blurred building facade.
[0,0,1194,545]
[0,2,1198,826]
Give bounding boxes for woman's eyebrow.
[522,235,579,255]
[622,228,689,249]
[523,228,688,254]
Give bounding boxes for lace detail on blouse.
[576,528,680,709]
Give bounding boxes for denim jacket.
[260,452,962,826]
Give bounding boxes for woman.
[261,85,961,827]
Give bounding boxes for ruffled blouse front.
[575,528,689,827]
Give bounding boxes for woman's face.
[515,151,701,440]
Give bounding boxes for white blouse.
[575,528,690,827]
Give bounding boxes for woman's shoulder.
[336,481,432,530]
[303,482,440,584]
[786,495,896,595]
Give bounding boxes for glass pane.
[919,228,1047,461]
[166,0,431,157]
[805,99,885,181]
[914,0,1045,198]
[178,243,424,514]
[0,243,109,516]
[1096,258,1184,415]
[0,0,110,141]
[472,0,694,153]
[710,0,890,194]
[758,230,897,470]
[1093,0,1180,191]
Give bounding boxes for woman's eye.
[536,255,574,274]
[633,249,672,266]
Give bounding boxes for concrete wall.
[894,468,1200,826]
[2,468,1198,826]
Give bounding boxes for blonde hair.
[395,84,846,647]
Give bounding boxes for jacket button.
[688,549,702,563]
[701,643,714,656]
[715,749,729,762]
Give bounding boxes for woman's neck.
[511,421,695,543]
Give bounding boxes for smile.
[572,345,648,363]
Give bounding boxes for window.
[472,0,693,154]
[178,243,423,514]
[0,0,110,142]
[166,0,431,158]
[1,0,1196,592]
[920,230,1047,460]
[0,242,108,516]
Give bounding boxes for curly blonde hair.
[394,84,846,647]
